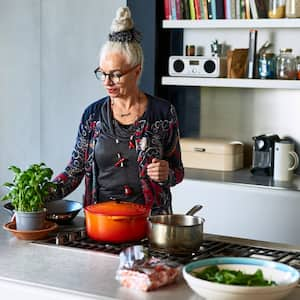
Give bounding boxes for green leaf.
[191,266,276,287]
[1,162,55,212]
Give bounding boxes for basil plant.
[1,163,57,212]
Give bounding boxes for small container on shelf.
[276,48,297,80]
[285,0,300,17]
[268,0,286,18]
[185,45,195,56]
[297,56,300,79]
[258,52,276,79]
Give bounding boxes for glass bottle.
[269,0,286,18]
[296,56,300,80]
[286,0,300,17]
[258,53,276,79]
[276,48,297,80]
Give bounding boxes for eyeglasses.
[94,64,139,84]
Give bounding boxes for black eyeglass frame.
[94,64,139,84]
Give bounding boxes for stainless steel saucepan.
[148,205,205,254]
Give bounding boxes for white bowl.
[183,257,299,300]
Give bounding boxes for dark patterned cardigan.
[49,94,184,215]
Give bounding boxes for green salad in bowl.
[183,257,299,300]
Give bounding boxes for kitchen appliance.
[180,138,244,171]
[274,140,299,182]
[33,226,300,273]
[84,201,150,243]
[148,205,204,254]
[251,134,280,176]
[168,56,227,78]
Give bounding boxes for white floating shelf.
[162,76,300,89]
[162,19,300,29]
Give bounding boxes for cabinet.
[161,18,300,191]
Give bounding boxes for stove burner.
[34,229,300,271]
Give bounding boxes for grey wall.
[0,0,41,194]
[0,0,125,199]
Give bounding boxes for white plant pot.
[15,209,46,231]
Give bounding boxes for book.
[230,0,236,18]
[247,29,258,78]
[255,0,268,17]
[176,0,183,19]
[224,0,231,18]
[207,0,213,18]
[215,0,225,18]
[236,0,241,18]
[249,0,258,18]
[211,0,217,18]
[201,0,209,18]
[189,0,196,19]
[170,0,177,19]
[194,0,202,19]
[240,0,246,18]
[245,0,251,18]
[164,0,171,19]
[182,0,191,19]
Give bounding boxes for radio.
[168,56,227,78]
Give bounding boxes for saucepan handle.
[185,205,203,216]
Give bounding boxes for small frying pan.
[3,199,82,225]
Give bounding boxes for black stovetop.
[33,218,300,270]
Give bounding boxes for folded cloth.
[116,246,181,291]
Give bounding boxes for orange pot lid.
[85,201,149,216]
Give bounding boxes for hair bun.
[111,7,134,33]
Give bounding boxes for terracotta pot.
[85,201,150,243]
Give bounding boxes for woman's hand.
[147,158,169,183]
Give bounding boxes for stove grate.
[34,230,300,270]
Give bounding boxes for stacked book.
[164,0,268,20]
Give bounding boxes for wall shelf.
[163,19,300,29]
[162,76,300,89]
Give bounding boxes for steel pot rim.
[148,215,205,226]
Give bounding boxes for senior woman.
[49,7,184,215]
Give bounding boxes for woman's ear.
[135,64,142,78]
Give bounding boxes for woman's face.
[99,52,141,98]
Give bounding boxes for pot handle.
[185,205,203,216]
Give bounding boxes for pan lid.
[85,201,149,216]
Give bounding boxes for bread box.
[180,138,244,171]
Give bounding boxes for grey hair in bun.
[110,6,134,32]
[99,7,144,71]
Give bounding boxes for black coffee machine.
[250,134,280,176]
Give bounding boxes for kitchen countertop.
[0,210,300,300]
[185,168,300,191]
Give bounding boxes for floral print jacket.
[49,94,184,215]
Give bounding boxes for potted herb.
[1,163,56,231]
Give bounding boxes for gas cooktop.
[33,218,300,271]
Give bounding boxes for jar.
[269,0,286,18]
[276,48,297,80]
[185,45,195,56]
[296,56,300,80]
[286,0,300,17]
[258,53,276,79]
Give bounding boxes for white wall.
[0,0,125,199]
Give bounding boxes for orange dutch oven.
[84,201,150,243]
